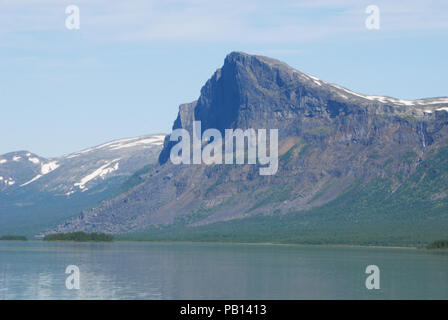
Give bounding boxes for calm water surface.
[0,241,447,299]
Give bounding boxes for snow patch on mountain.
[1,176,15,186]
[20,174,43,187]
[330,84,448,107]
[306,74,323,86]
[0,159,6,164]
[65,190,75,196]
[41,161,59,175]
[28,157,40,164]
[20,161,60,187]
[74,159,120,191]
[109,136,165,150]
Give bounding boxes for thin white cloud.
[0,0,447,44]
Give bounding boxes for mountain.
[0,134,165,235]
[49,52,448,245]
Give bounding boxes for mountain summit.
[160,51,448,163]
[51,52,448,245]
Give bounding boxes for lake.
[0,241,447,299]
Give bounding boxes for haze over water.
[0,241,447,299]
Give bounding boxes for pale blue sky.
[0,0,447,157]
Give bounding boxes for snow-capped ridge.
[12,134,165,192]
[64,134,166,159]
[250,52,447,109]
[329,83,448,107]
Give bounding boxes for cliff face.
[52,52,448,243]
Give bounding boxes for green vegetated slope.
[0,176,126,236]
[119,147,448,246]
[0,164,159,237]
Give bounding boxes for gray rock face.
[0,134,165,235]
[51,52,448,237]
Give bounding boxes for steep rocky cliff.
[51,52,448,245]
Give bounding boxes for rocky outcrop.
[51,52,448,238]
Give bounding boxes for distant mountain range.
[0,134,165,235]
[46,52,448,246]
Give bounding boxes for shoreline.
[3,238,425,249]
[113,239,420,250]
